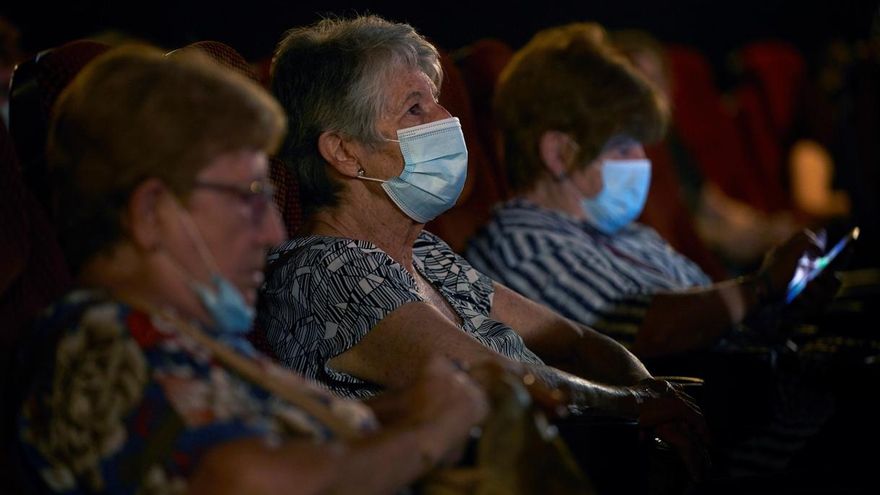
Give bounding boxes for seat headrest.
[8,39,111,214]
[168,40,258,82]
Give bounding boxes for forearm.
[632,277,762,357]
[189,423,454,495]
[490,282,649,385]
[524,363,640,417]
[565,327,651,385]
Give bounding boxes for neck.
[522,176,588,220]
[307,198,422,272]
[79,242,213,326]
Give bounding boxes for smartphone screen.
[785,227,859,304]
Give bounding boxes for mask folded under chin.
[581,159,652,234]
[192,274,255,335]
[381,117,469,224]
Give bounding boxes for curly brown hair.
[49,45,286,273]
[494,22,669,192]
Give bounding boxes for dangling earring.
[355,167,385,183]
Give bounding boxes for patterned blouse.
[17,290,376,494]
[258,230,545,399]
[466,199,712,346]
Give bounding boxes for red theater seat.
[731,41,807,213]
[1,116,72,495]
[8,40,110,218]
[425,50,506,252]
[666,44,773,213]
[454,38,515,196]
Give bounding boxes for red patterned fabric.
[170,40,258,82]
[30,40,110,119]
[269,156,303,237]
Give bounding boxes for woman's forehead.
[383,67,437,103]
[197,150,268,180]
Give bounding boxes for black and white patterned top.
[257,230,544,399]
[466,199,711,346]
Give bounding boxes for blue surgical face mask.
[357,116,468,223]
[191,274,255,335]
[580,158,652,234]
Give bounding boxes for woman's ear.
[538,130,574,180]
[124,178,169,251]
[318,130,361,178]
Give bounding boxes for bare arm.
[632,276,760,357]
[189,433,433,495]
[325,302,706,475]
[489,282,650,385]
[633,229,823,357]
[188,357,488,495]
[329,301,643,416]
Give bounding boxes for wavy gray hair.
[271,15,442,215]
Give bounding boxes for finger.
[654,423,709,481]
[521,374,568,418]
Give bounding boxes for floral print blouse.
[17,289,376,494]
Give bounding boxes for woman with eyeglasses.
[14,45,489,494]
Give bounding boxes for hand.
[788,266,844,321]
[654,421,712,481]
[374,356,489,467]
[465,361,568,419]
[630,378,710,480]
[756,229,825,302]
[629,379,706,433]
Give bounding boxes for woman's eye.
[407,104,422,115]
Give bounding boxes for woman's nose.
[430,102,453,122]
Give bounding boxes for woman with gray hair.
[15,44,489,495]
[259,15,707,474]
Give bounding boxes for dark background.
[3,1,880,270]
[3,1,879,72]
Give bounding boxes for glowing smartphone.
[785,227,860,304]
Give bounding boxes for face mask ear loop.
[356,168,388,183]
[172,197,222,278]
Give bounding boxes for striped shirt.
[258,230,544,399]
[465,199,711,345]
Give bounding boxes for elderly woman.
[15,45,488,494]
[465,22,826,358]
[259,14,705,456]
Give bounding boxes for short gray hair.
[271,15,442,215]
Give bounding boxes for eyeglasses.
[600,134,640,154]
[193,179,276,224]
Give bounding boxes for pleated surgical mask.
[580,158,652,234]
[357,117,468,223]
